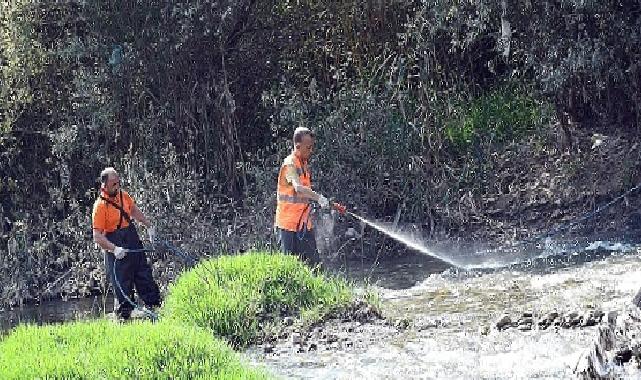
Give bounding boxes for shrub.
[444,85,552,151]
[161,252,353,346]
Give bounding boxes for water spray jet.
[332,202,462,268]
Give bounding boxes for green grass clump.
[0,320,266,380]
[161,251,353,346]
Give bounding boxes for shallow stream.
[248,240,641,379]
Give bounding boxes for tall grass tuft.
[161,251,353,346]
[0,320,267,380]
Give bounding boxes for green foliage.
[0,0,43,131]
[3,0,641,306]
[161,252,353,346]
[0,320,267,380]
[444,85,552,150]
[0,0,81,132]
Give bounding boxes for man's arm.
[131,204,157,243]
[93,228,116,252]
[285,165,321,201]
[131,204,151,228]
[93,228,126,259]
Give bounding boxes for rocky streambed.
[253,301,393,357]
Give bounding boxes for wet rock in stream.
[493,310,604,332]
[571,307,641,379]
[495,314,512,331]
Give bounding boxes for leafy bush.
[0,320,267,380]
[444,85,552,150]
[161,252,353,346]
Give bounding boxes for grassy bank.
[0,320,267,380]
[162,251,354,346]
[0,252,357,379]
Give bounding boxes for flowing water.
[0,295,112,334]
[246,233,641,379]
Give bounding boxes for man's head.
[293,127,315,161]
[100,167,120,196]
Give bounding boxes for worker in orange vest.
[275,127,329,266]
[92,167,161,320]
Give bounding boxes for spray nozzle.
[332,202,347,215]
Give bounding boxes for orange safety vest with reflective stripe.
[275,153,313,232]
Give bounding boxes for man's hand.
[113,246,127,260]
[147,225,157,243]
[318,194,329,208]
[332,202,347,215]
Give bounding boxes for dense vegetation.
[1,0,640,306]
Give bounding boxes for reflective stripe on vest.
[275,153,313,232]
[277,193,308,204]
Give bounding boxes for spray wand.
[332,201,361,222]
[331,201,347,215]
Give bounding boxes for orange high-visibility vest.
[275,153,313,232]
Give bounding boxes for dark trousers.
[105,224,161,318]
[278,227,320,267]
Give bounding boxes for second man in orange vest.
[92,167,161,320]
